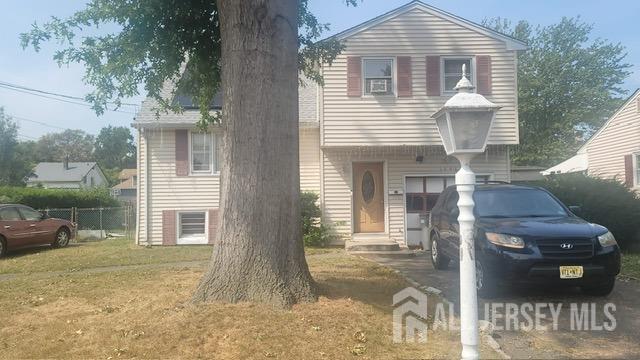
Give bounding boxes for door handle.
[3,225,10,229]
[29,224,37,227]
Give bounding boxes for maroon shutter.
[162,210,176,245]
[175,130,189,176]
[208,209,219,244]
[397,56,412,97]
[476,55,492,95]
[426,56,441,96]
[624,154,634,187]
[347,56,362,97]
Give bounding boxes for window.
[442,58,473,93]
[405,175,491,214]
[178,212,207,244]
[190,132,219,174]
[363,58,394,95]
[18,206,42,221]
[0,207,21,221]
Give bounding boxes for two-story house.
[133,1,525,248]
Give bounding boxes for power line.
[17,132,38,140]
[0,83,138,115]
[0,80,140,107]
[10,114,66,130]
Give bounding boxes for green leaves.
[483,17,631,167]
[20,0,350,127]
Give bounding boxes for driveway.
[362,251,640,359]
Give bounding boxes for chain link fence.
[39,206,136,241]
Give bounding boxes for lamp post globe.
[431,64,501,360]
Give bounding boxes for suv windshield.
[474,189,568,218]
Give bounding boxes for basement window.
[178,212,207,244]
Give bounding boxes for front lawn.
[0,237,335,275]
[0,246,498,359]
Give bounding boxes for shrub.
[301,191,336,247]
[0,186,119,209]
[523,174,640,251]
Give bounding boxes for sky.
[0,0,638,140]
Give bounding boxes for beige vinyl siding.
[138,127,321,244]
[586,93,640,181]
[321,8,518,147]
[138,129,221,245]
[321,146,510,245]
[299,128,321,193]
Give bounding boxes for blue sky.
[0,0,638,139]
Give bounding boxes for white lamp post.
[431,65,501,360]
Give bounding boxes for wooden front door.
[353,162,385,233]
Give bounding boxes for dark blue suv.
[429,184,621,297]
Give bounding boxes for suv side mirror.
[568,205,582,215]
[40,211,49,220]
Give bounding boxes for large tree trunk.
[192,0,316,308]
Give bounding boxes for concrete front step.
[345,240,400,252]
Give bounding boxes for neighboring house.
[134,1,525,247]
[510,165,545,182]
[543,89,640,191]
[26,159,108,189]
[111,169,137,205]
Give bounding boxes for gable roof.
[326,0,527,51]
[578,89,640,153]
[27,162,99,183]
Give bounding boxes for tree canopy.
[483,17,631,166]
[20,0,354,125]
[35,129,95,162]
[0,107,31,185]
[94,125,136,169]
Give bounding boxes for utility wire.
[10,114,67,130]
[0,80,140,107]
[0,84,137,115]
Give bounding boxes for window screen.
[179,212,206,239]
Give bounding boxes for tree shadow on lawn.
[4,243,83,260]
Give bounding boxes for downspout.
[135,128,141,244]
[144,128,152,247]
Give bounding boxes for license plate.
[559,266,584,279]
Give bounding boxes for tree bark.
[192,0,317,308]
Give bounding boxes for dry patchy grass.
[0,251,497,359]
[0,237,335,275]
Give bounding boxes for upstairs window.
[363,58,394,95]
[190,132,220,174]
[442,57,473,93]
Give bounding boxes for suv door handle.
[4,225,10,229]
[29,224,37,227]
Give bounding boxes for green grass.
[0,237,339,275]
[622,253,640,279]
[0,237,212,274]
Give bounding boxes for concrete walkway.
[362,251,640,359]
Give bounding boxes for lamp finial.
[454,63,474,93]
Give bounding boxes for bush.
[0,186,119,209]
[523,174,640,251]
[301,191,335,247]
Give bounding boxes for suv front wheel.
[430,233,450,270]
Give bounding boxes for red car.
[0,204,75,258]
